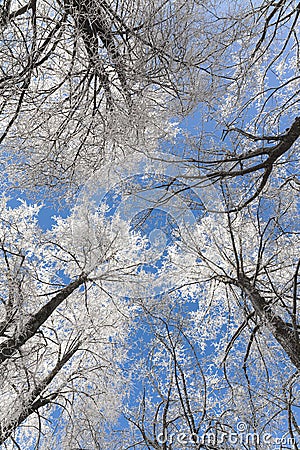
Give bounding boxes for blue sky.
[3,100,300,449]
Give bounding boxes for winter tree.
[0,0,299,448]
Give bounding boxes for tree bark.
[0,274,87,365]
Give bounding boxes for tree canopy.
[0,0,299,448]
